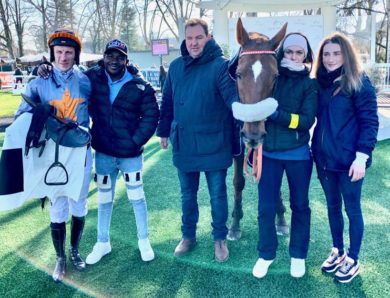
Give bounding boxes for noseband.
[238,49,278,102]
[239,50,275,57]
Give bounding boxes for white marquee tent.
[16,52,102,64]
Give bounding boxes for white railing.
[0,73,36,94]
[2,65,390,94]
[364,63,390,93]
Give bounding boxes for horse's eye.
[236,72,242,80]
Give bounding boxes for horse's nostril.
[246,139,258,149]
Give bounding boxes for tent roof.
[16,52,102,64]
[200,0,342,11]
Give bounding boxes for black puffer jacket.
[85,63,159,157]
[264,66,318,152]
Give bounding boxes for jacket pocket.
[169,121,179,152]
[194,124,224,155]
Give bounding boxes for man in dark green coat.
[156,18,239,262]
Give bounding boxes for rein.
[238,49,275,183]
[243,147,263,183]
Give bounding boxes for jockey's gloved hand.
[25,104,54,155]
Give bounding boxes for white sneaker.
[252,258,274,278]
[86,242,112,265]
[291,258,306,278]
[138,238,155,262]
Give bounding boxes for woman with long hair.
[311,32,379,283]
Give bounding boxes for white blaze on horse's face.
[252,60,262,82]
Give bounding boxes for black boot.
[69,216,86,271]
[50,222,66,283]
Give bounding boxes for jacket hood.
[180,38,223,66]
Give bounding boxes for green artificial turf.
[0,136,389,297]
[0,91,21,118]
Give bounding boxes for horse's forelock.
[243,34,273,53]
[248,32,269,42]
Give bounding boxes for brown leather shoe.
[214,240,229,262]
[174,239,197,256]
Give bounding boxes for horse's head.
[235,18,287,148]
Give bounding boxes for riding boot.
[50,222,66,283]
[69,216,86,271]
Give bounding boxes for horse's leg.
[276,191,289,236]
[227,152,245,240]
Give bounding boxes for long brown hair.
[313,32,363,93]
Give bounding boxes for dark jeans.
[258,156,312,260]
[177,169,228,241]
[317,167,364,261]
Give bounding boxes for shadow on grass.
[1,227,95,297]
[0,199,41,225]
[1,138,389,297]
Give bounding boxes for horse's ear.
[270,23,287,50]
[236,18,250,46]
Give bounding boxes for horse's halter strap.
[237,48,276,183]
[238,49,278,97]
[239,50,275,57]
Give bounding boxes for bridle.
[239,50,275,57]
[237,49,277,183]
[237,48,279,98]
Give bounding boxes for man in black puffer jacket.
[84,40,159,265]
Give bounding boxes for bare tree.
[94,0,120,41]
[338,0,389,62]
[74,0,96,37]
[132,0,160,48]
[26,0,49,51]
[119,0,139,50]
[386,0,389,62]
[9,0,32,56]
[80,0,139,52]
[155,0,199,42]
[47,0,72,30]
[0,0,15,58]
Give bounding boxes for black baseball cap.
[104,39,128,56]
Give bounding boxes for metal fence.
[1,63,390,94]
[364,63,390,93]
[0,73,36,94]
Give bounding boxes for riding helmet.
[47,29,82,65]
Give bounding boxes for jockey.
[15,28,92,283]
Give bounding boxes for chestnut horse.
[228,19,287,240]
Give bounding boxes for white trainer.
[86,242,112,265]
[252,258,274,278]
[291,258,306,278]
[138,238,155,262]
